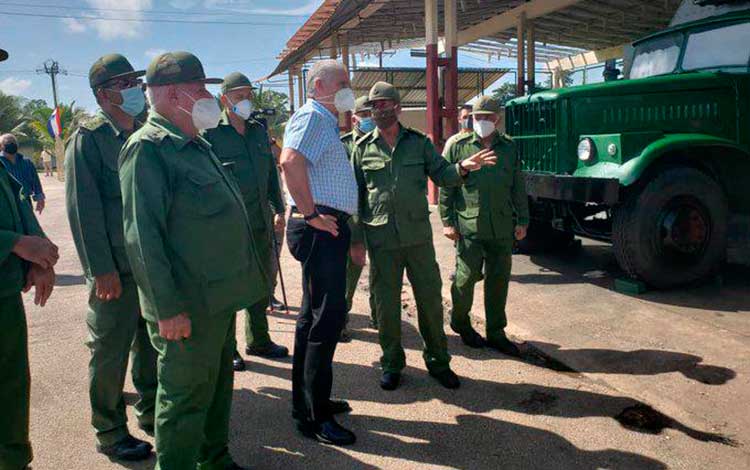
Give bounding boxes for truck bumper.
[525,173,620,206]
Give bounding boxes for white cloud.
[62,17,87,33]
[145,48,167,59]
[0,77,32,95]
[62,0,153,40]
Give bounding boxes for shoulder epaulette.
[500,133,514,143]
[79,114,108,132]
[137,124,169,145]
[356,131,375,146]
[404,126,426,137]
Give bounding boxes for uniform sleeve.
[268,157,285,215]
[510,142,530,226]
[438,139,459,227]
[0,229,21,265]
[282,111,325,165]
[27,160,45,201]
[349,145,366,244]
[424,136,464,188]
[120,141,186,320]
[65,131,116,277]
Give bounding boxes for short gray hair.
[0,133,17,145]
[306,59,346,98]
[146,84,173,114]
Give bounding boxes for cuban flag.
[47,107,62,139]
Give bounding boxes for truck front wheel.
[612,167,728,288]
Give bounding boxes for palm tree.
[24,101,91,153]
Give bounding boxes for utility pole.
[36,59,67,181]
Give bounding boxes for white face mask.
[179,90,221,131]
[319,87,356,113]
[474,119,496,138]
[228,97,254,120]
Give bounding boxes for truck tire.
[612,167,728,288]
[517,220,576,254]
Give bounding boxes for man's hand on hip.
[514,225,528,241]
[95,271,122,301]
[308,214,339,237]
[158,313,192,341]
[350,242,366,267]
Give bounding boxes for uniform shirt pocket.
[182,171,231,217]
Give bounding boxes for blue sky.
[0,0,568,113]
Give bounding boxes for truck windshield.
[630,33,683,79]
[682,21,750,72]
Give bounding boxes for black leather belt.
[291,205,350,222]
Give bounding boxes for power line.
[0,1,309,17]
[36,59,66,109]
[0,10,302,26]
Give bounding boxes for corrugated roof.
[351,67,508,107]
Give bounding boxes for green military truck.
[506,2,750,288]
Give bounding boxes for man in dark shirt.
[0,134,45,213]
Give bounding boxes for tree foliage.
[251,88,290,139]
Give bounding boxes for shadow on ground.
[231,386,669,470]
[55,273,86,286]
[513,243,750,313]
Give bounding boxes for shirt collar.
[0,152,22,163]
[370,123,406,143]
[147,111,195,150]
[470,130,502,146]
[98,110,125,137]
[309,99,338,127]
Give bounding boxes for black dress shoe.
[312,419,356,446]
[270,296,286,311]
[233,350,246,371]
[97,435,152,461]
[225,462,251,470]
[457,328,486,349]
[487,337,521,357]
[246,342,289,358]
[339,328,352,343]
[429,368,461,389]
[328,398,352,415]
[380,372,401,391]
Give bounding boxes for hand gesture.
[158,313,192,341]
[307,214,339,237]
[514,225,528,241]
[95,271,122,301]
[349,242,367,267]
[460,149,497,173]
[24,264,55,307]
[35,199,45,214]
[443,226,460,241]
[12,235,59,269]
[274,213,286,232]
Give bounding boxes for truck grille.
[506,100,558,173]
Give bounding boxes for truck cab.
[505,6,750,288]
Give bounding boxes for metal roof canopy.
[351,66,508,107]
[268,0,682,78]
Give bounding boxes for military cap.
[368,81,400,104]
[353,96,371,114]
[89,53,144,89]
[146,51,222,87]
[0,49,7,62]
[471,95,501,115]
[221,72,255,94]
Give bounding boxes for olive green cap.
[368,81,400,104]
[471,95,501,115]
[0,49,7,62]
[89,53,144,89]
[146,51,222,86]
[353,96,371,114]
[221,72,255,94]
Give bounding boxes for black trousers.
[286,206,350,423]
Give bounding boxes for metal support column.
[425,0,440,204]
[527,19,535,92]
[297,69,304,109]
[516,12,526,96]
[443,0,458,139]
[288,71,296,113]
[341,35,352,132]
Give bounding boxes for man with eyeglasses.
[65,53,157,461]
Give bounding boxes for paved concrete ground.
[23,177,749,469]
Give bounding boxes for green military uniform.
[203,106,284,349]
[439,97,529,344]
[0,165,44,470]
[119,51,267,470]
[352,91,466,374]
[66,65,158,445]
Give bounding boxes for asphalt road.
[22,177,749,469]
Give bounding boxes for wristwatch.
[303,209,321,221]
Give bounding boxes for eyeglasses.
[101,78,143,91]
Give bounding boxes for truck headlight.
[577,138,594,161]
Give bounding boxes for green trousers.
[369,242,451,374]
[0,294,32,470]
[148,310,236,470]
[86,275,157,446]
[344,253,377,327]
[244,229,271,348]
[450,237,513,343]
